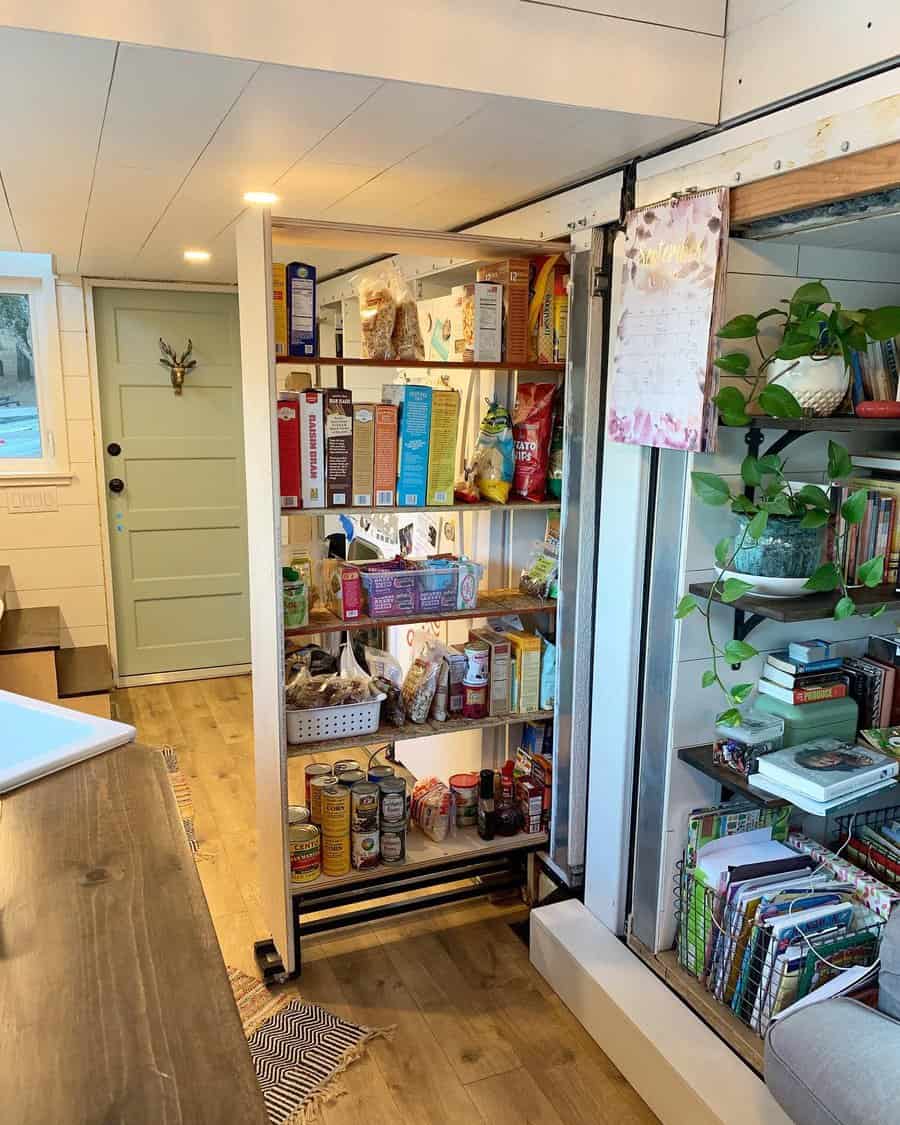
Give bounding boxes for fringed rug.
[159,744,199,853]
[229,968,392,1125]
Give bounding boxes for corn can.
[309,774,335,826]
[321,783,350,837]
[305,763,332,809]
[321,832,350,877]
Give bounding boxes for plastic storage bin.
[286,692,385,745]
[359,562,482,617]
[753,695,858,748]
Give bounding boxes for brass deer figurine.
[159,338,197,395]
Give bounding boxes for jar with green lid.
[282,566,309,629]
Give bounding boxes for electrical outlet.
[6,486,58,513]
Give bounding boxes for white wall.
[654,237,900,951]
[0,277,108,648]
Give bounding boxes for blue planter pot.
[732,515,824,579]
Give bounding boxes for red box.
[516,777,543,834]
[277,393,300,509]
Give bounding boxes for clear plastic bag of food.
[411,776,455,841]
[358,273,395,359]
[389,271,425,361]
[401,633,443,723]
[363,644,403,688]
[285,659,376,711]
[372,676,406,726]
[473,400,514,504]
[519,540,559,599]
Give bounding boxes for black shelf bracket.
[732,607,766,646]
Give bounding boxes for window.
[0,255,70,481]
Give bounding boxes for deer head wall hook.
[159,338,197,395]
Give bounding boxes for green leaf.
[758,453,783,475]
[774,338,817,361]
[758,383,804,418]
[755,307,784,323]
[716,708,743,727]
[803,562,843,592]
[748,509,768,539]
[714,352,752,376]
[723,639,758,664]
[675,594,698,619]
[791,280,831,307]
[841,488,868,525]
[701,669,717,689]
[827,440,853,481]
[796,484,831,511]
[731,683,754,704]
[867,605,887,620]
[714,537,732,567]
[691,472,732,506]
[864,306,900,341]
[800,508,829,529]
[846,324,868,353]
[714,386,751,426]
[763,493,794,517]
[741,455,762,487]
[721,578,755,604]
[834,596,856,621]
[795,314,827,340]
[717,314,759,339]
[858,555,885,588]
[731,494,757,514]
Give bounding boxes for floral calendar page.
[606,189,729,453]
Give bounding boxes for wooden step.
[55,645,113,698]
[0,606,60,654]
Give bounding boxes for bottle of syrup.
[477,768,496,840]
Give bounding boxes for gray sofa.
[765,909,900,1124]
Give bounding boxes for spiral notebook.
[606,187,730,454]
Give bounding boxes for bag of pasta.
[411,777,455,841]
[472,400,514,503]
[358,274,395,359]
[389,271,425,361]
[401,633,443,723]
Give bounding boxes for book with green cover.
[859,725,900,756]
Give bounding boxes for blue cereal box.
[287,261,316,357]
[383,384,432,507]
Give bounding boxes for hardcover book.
[755,738,899,802]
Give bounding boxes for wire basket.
[834,803,900,887]
[286,692,385,746]
[674,858,884,1038]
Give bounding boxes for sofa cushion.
[878,908,900,1021]
[766,997,900,1125]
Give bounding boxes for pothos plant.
[675,441,886,727]
[710,279,900,424]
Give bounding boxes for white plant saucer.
[720,570,816,599]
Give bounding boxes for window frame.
[0,254,70,482]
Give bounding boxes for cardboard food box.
[283,369,313,392]
[374,402,398,507]
[445,648,468,715]
[516,777,543,834]
[530,750,553,827]
[299,389,325,509]
[426,388,460,506]
[272,263,288,356]
[352,403,376,507]
[451,283,502,363]
[276,392,300,509]
[521,720,549,757]
[383,384,432,507]
[469,627,511,716]
[322,560,363,621]
[417,295,463,363]
[324,388,353,508]
[506,629,542,713]
[477,258,530,364]
[287,261,317,357]
[553,269,569,362]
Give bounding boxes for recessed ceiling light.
[183,249,211,263]
[243,191,279,204]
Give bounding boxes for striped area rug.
[229,968,392,1125]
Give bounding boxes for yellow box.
[272,262,288,356]
[425,388,460,506]
[505,629,542,714]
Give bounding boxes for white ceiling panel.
[0,28,116,273]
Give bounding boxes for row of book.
[829,478,900,585]
[849,338,900,405]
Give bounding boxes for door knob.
[107,442,121,456]
[109,478,125,494]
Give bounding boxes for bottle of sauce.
[477,768,496,840]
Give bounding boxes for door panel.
[94,287,250,678]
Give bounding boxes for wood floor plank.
[467,1067,566,1125]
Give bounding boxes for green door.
[94,288,250,679]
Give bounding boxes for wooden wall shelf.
[677,745,789,809]
[688,580,899,625]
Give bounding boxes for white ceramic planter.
[767,353,849,417]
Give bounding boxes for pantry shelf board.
[688,581,900,623]
[285,591,557,638]
[275,355,564,373]
[286,708,555,757]
[678,745,790,809]
[281,500,561,517]
[745,417,900,434]
[292,824,549,893]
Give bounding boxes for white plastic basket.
[286,692,386,746]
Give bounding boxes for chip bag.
[473,400,514,504]
[512,382,556,502]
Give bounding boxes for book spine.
[850,351,865,408]
[882,338,899,398]
[759,680,848,705]
[877,496,893,582]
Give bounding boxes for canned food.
[368,763,395,785]
[351,828,380,869]
[463,641,489,685]
[380,822,406,863]
[450,772,479,827]
[288,822,320,884]
[379,776,407,825]
[337,768,366,788]
[351,781,379,831]
[321,784,350,836]
[462,679,488,720]
[308,774,335,826]
[305,763,332,808]
[288,804,310,825]
[332,759,359,777]
[321,833,350,877]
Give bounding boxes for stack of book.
[830,479,897,585]
[758,641,847,706]
[750,736,899,814]
[850,339,900,405]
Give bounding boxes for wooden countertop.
[0,743,267,1124]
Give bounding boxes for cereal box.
[506,630,541,713]
[324,388,353,508]
[299,389,325,509]
[352,403,375,507]
[287,261,316,357]
[322,560,362,621]
[272,263,288,356]
[553,269,569,362]
[374,403,398,507]
[277,392,300,509]
[426,388,459,506]
[384,384,432,508]
[477,258,530,364]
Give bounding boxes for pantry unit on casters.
[237,213,602,978]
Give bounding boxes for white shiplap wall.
[0,278,108,648]
[655,238,900,951]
